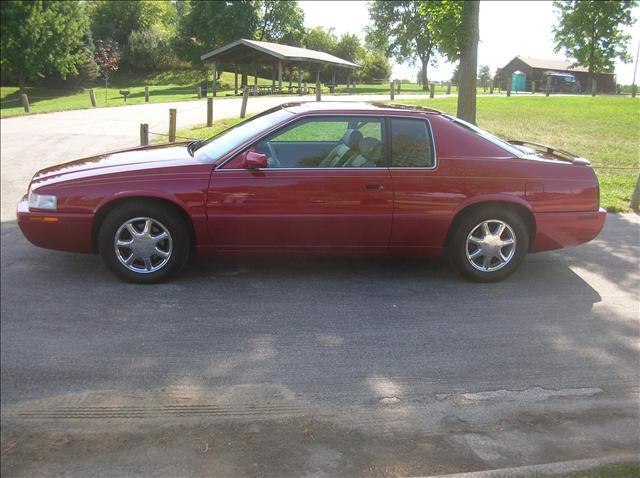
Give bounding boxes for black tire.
[98,201,190,283]
[450,207,529,283]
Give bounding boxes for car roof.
[279,101,443,116]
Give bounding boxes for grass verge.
[523,462,640,477]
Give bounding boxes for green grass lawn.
[174,96,639,212]
[1,67,485,118]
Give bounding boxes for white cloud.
[298,0,640,84]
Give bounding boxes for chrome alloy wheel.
[465,219,516,272]
[114,217,173,274]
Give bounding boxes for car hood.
[31,142,198,188]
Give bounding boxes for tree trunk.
[420,58,428,91]
[457,0,480,124]
[18,78,26,96]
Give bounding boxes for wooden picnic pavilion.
[200,38,360,96]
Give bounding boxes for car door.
[206,115,393,253]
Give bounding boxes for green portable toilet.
[511,71,526,92]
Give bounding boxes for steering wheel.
[266,142,282,168]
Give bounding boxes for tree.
[478,65,491,84]
[94,39,121,101]
[361,52,392,83]
[88,0,172,48]
[457,0,479,124]
[175,0,260,66]
[256,0,305,46]
[1,0,89,94]
[552,0,637,85]
[304,26,338,53]
[450,64,460,83]
[128,26,176,72]
[367,1,435,90]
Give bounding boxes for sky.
[298,0,640,84]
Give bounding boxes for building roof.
[516,56,590,73]
[200,39,359,69]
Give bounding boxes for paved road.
[1,97,639,477]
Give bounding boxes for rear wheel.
[451,208,529,282]
[98,202,190,283]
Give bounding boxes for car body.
[17,102,606,283]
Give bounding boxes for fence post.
[447,82,451,95]
[168,109,176,143]
[631,175,640,211]
[89,89,97,107]
[207,97,213,127]
[140,123,149,146]
[506,78,512,97]
[144,86,149,102]
[197,86,202,99]
[489,81,494,95]
[20,94,29,113]
[430,83,435,98]
[531,81,536,95]
[240,87,249,118]
[633,84,637,98]
[545,77,551,96]
[591,78,597,96]
[390,81,394,100]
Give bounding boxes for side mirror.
[244,151,268,169]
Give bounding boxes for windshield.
[193,107,294,163]
[447,116,527,158]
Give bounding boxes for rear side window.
[390,118,434,167]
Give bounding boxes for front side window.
[390,118,434,168]
[255,116,384,168]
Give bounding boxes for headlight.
[28,191,57,210]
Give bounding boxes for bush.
[360,52,391,83]
[127,25,176,72]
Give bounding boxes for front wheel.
[98,202,190,283]
[451,208,529,282]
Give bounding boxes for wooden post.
[429,83,435,98]
[483,79,487,92]
[212,62,217,97]
[144,86,149,102]
[207,97,213,127]
[304,81,308,94]
[271,65,276,93]
[89,89,97,107]
[140,123,149,146]
[346,73,351,92]
[197,86,202,99]
[591,78,597,96]
[20,94,29,113]
[545,76,551,96]
[168,109,177,143]
[316,69,321,102]
[240,87,248,118]
[234,64,238,95]
[489,81,494,94]
[390,80,394,100]
[278,62,283,93]
[531,80,536,94]
[332,69,336,87]
[507,78,512,97]
[632,84,637,98]
[631,175,640,211]
[447,82,452,95]
[297,63,302,95]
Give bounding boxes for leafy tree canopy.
[256,0,305,46]
[478,64,491,83]
[552,0,637,75]
[1,0,89,90]
[304,26,338,53]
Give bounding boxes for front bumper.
[17,195,94,253]
[532,208,607,252]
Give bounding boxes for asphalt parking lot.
[1,99,639,477]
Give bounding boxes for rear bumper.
[17,196,94,253]
[532,208,606,252]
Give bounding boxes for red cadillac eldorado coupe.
[17,102,606,283]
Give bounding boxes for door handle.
[364,184,384,191]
